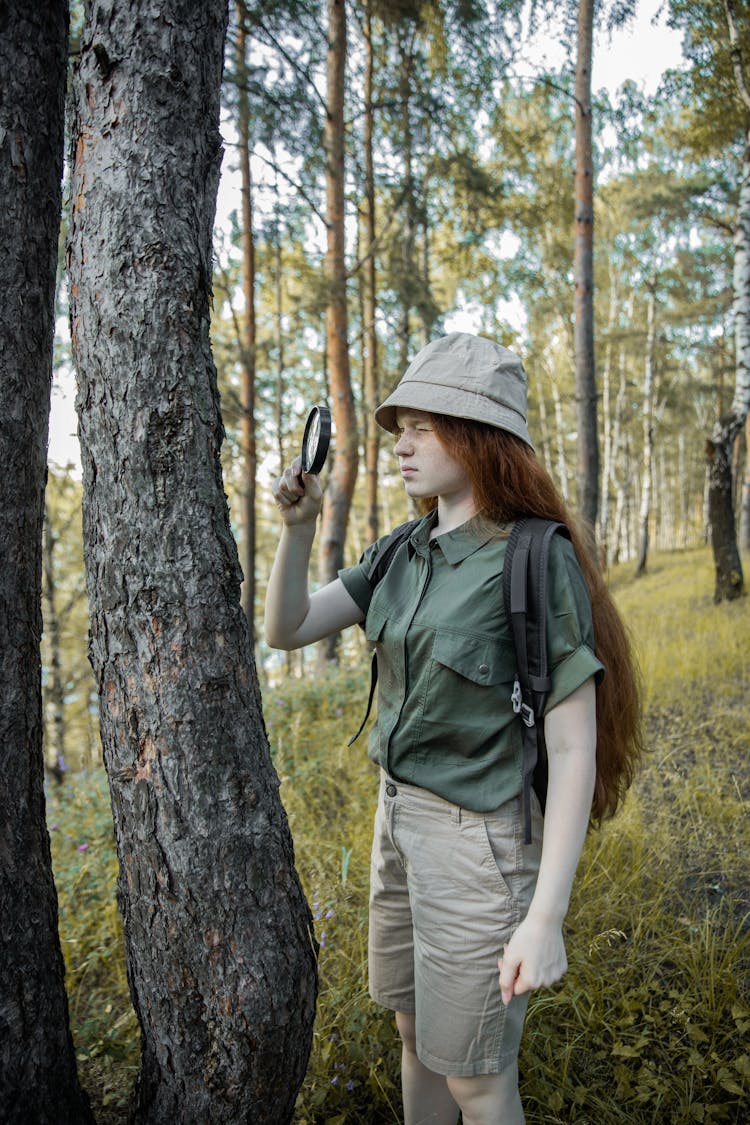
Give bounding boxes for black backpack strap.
[348,518,422,745]
[503,518,569,844]
[348,651,379,746]
[365,518,422,587]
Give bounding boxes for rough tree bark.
[574,0,599,533]
[0,4,95,1122]
[318,0,359,661]
[68,2,317,1121]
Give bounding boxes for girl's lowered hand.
[272,458,323,528]
[497,912,568,1005]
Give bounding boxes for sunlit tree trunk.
[574,0,598,532]
[68,3,317,1120]
[678,431,689,548]
[398,28,416,375]
[636,279,657,577]
[0,4,95,1120]
[236,0,258,638]
[273,168,286,475]
[319,0,358,661]
[551,375,570,501]
[362,0,380,543]
[532,366,553,478]
[43,507,67,783]
[599,266,618,552]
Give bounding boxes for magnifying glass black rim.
[301,405,331,474]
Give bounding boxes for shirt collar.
[407,511,502,564]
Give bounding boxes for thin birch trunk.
[43,507,67,783]
[551,377,569,501]
[599,266,618,551]
[708,0,750,597]
[635,279,657,577]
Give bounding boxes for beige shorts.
[368,770,543,1077]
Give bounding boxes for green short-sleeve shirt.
[339,513,604,812]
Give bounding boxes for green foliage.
[51,546,749,1121]
[47,771,139,1116]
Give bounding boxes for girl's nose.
[394,429,413,455]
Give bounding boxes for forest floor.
[47,544,750,1124]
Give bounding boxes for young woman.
[265,332,642,1125]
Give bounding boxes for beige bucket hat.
[374,332,533,448]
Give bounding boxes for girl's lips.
[400,467,416,476]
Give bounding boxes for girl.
[265,332,642,1125]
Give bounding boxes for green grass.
[47,545,749,1123]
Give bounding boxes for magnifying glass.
[300,404,331,475]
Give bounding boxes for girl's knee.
[446,1065,522,1125]
[395,1011,418,1055]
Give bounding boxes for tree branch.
[724,0,750,115]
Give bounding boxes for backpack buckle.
[511,679,535,728]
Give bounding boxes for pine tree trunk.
[318,0,358,661]
[68,4,317,1121]
[574,0,598,532]
[363,0,380,544]
[236,0,258,641]
[0,4,95,1122]
[273,170,286,476]
[397,29,415,375]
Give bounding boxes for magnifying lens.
[300,405,331,475]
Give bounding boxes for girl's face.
[393,409,474,506]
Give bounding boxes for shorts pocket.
[478,808,523,903]
[483,800,543,914]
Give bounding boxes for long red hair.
[422,414,644,825]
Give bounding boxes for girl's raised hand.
[272,458,323,528]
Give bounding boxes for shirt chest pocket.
[416,629,520,756]
[364,604,388,644]
[431,630,517,687]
